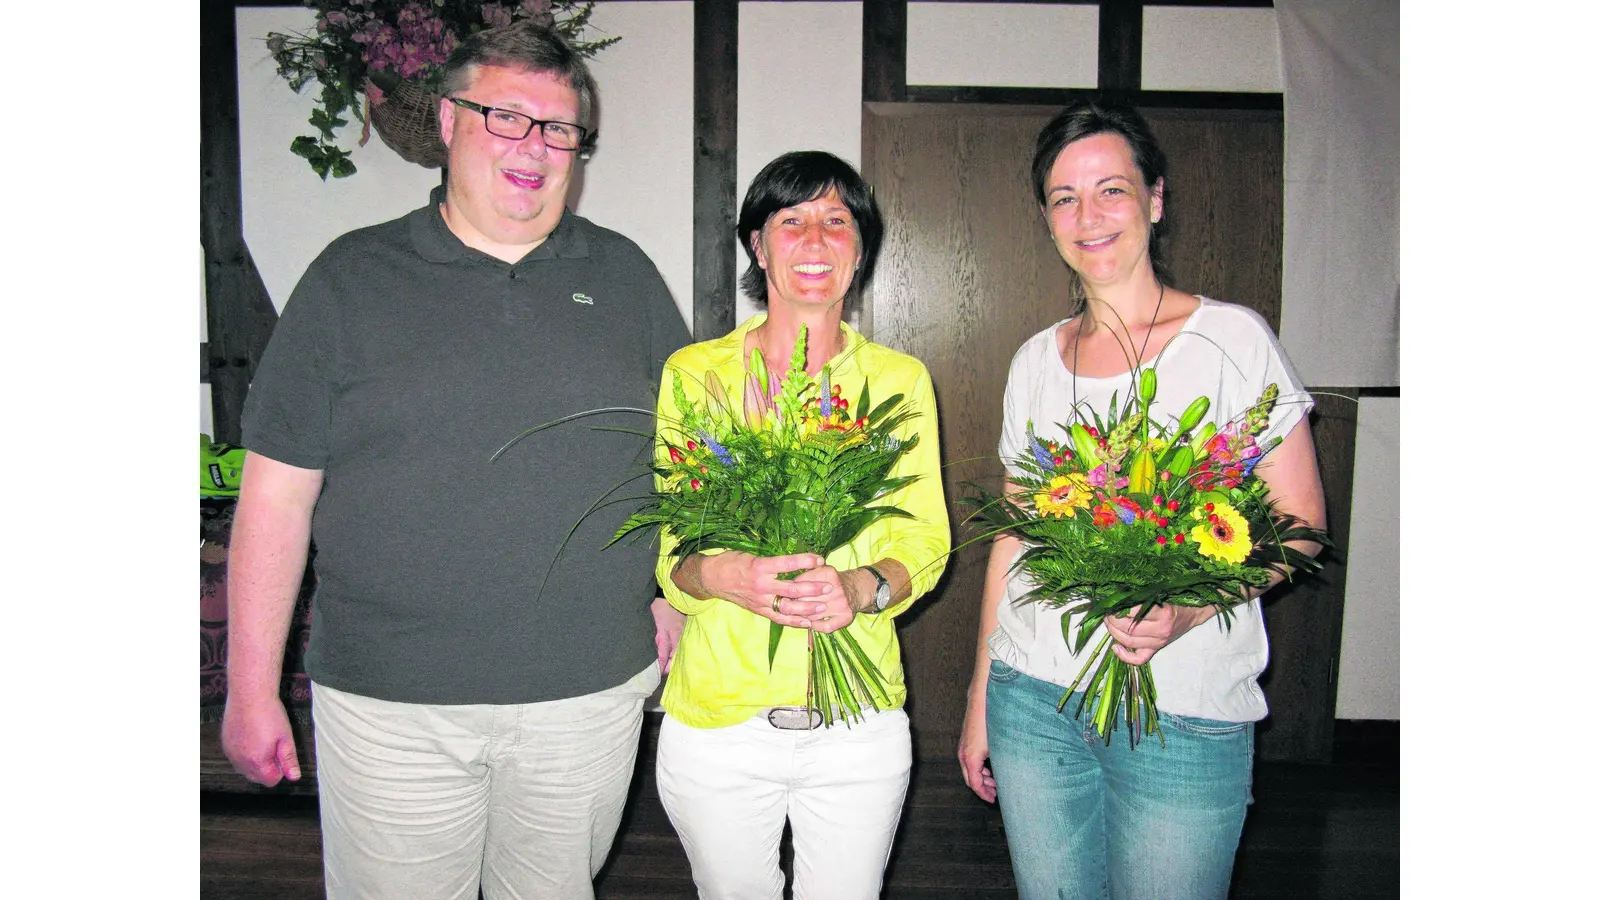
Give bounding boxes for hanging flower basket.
[367,80,449,169]
[266,1,620,180]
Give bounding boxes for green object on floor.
[201,434,246,497]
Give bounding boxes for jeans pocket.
[988,658,1022,684]
[1162,710,1251,737]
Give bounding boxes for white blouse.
[989,296,1311,723]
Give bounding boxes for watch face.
[871,568,891,608]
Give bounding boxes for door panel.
[863,106,1072,758]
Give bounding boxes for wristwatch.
[862,565,891,612]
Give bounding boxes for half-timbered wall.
[202,0,1399,759]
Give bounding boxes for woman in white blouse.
[957,99,1328,900]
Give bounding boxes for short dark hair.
[1030,99,1172,303]
[438,19,598,151]
[737,151,884,304]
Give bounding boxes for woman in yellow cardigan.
[651,151,950,900]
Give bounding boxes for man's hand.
[651,596,685,674]
[221,696,301,786]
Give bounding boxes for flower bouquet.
[963,368,1332,748]
[265,1,619,179]
[611,326,922,727]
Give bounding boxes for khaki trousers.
[311,664,658,900]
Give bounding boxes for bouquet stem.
[1064,628,1165,749]
[780,620,886,728]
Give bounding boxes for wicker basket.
[368,79,449,169]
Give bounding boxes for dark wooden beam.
[1141,0,1274,6]
[1256,388,1358,763]
[1098,0,1143,93]
[201,0,283,445]
[693,0,739,342]
[862,0,907,103]
[902,86,1281,113]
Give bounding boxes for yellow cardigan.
[653,315,951,728]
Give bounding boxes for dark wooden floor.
[201,714,1398,899]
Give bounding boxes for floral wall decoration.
[267,0,620,179]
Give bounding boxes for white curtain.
[1275,0,1399,387]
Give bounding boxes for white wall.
[907,2,1097,89]
[236,6,440,314]
[736,1,864,325]
[233,2,695,323]
[214,1,1397,721]
[904,2,1281,93]
[1338,396,1399,719]
[1276,0,1400,388]
[1143,5,1281,93]
[574,1,696,328]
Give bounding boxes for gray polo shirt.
[242,188,689,704]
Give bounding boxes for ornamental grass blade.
[818,635,861,723]
[767,620,783,668]
[865,393,906,425]
[1124,664,1138,749]
[1140,666,1165,747]
[490,406,651,462]
[836,628,888,706]
[1069,612,1105,655]
[1096,658,1121,744]
[1065,632,1113,712]
[806,629,825,727]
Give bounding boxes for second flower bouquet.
[963,368,1333,748]
[612,325,922,727]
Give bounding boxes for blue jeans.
[986,659,1253,900]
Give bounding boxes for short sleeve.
[240,260,337,470]
[999,332,1048,481]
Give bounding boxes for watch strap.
[863,564,891,612]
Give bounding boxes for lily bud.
[1176,396,1210,436]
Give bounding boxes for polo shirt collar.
[411,184,590,264]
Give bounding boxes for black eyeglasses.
[446,97,590,151]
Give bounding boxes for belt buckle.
[766,706,823,730]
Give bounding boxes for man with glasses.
[222,19,689,899]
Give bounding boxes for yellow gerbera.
[1189,501,1251,564]
[1035,473,1094,517]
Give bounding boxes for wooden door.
[862,103,1346,763]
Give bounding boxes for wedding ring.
[772,597,781,613]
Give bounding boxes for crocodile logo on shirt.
[572,293,595,305]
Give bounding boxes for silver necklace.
[1071,282,1165,412]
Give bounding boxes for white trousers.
[655,708,913,900]
[310,664,658,900]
